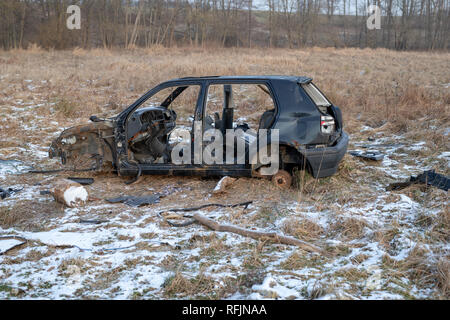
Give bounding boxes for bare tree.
[0,0,447,50]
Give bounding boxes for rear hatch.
[301,82,343,144]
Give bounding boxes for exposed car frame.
[49,75,349,183]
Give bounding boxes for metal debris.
[67,177,95,185]
[0,187,23,200]
[0,236,27,255]
[0,159,32,175]
[79,219,108,224]
[106,195,161,207]
[349,150,384,161]
[159,201,253,227]
[387,170,449,191]
[361,143,404,149]
[160,201,253,214]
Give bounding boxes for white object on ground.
[50,179,88,207]
[213,176,236,194]
[63,186,88,207]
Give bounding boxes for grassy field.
[0,47,448,299]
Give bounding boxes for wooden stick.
[192,213,324,254]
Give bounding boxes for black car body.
[49,76,348,181]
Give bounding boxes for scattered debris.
[0,187,23,200]
[106,194,161,207]
[28,168,65,174]
[67,177,95,185]
[387,170,449,191]
[0,236,27,255]
[213,176,236,194]
[161,201,252,214]
[79,219,108,224]
[50,179,88,207]
[361,143,403,149]
[159,201,252,227]
[162,217,197,228]
[349,150,384,161]
[0,235,161,253]
[192,213,324,254]
[0,159,32,176]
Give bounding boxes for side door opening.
[125,85,201,165]
[203,82,277,165]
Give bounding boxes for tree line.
[0,0,448,50]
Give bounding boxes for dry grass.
[281,218,324,241]
[162,268,266,299]
[279,251,326,270]
[24,248,54,261]
[373,227,401,249]
[0,200,63,230]
[404,247,449,298]
[242,246,265,269]
[199,236,231,259]
[162,271,218,298]
[0,47,448,135]
[0,47,448,299]
[382,245,450,299]
[333,267,370,283]
[436,258,450,298]
[58,257,87,272]
[330,216,369,240]
[430,209,450,243]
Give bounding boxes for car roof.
[172,75,312,84]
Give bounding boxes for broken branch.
[192,213,324,254]
[161,201,252,213]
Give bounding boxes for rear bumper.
[302,131,349,178]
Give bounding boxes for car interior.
[126,83,277,165]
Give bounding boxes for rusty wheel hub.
[271,170,292,189]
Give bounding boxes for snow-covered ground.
[0,81,448,300]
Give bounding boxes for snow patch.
[252,276,298,299]
[63,186,88,207]
[0,239,23,254]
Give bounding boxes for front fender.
[49,122,116,170]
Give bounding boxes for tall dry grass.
[0,47,448,135]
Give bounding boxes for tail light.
[321,115,335,134]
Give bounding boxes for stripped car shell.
[49,76,349,183]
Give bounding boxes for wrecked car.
[49,76,348,188]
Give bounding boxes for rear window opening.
[301,83,331,114]
[204,83,277,133]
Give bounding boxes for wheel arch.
[279,144,312,174]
